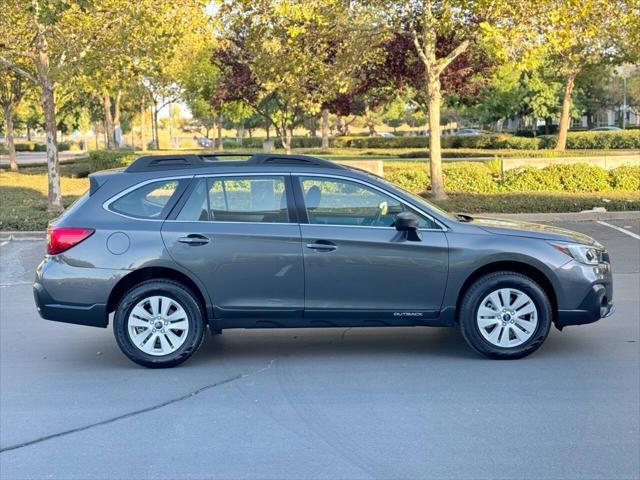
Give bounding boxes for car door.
[294,174,448,322]
[161,174,304,319]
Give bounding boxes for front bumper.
[556,282,614,328]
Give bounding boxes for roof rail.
[124,153,345,173]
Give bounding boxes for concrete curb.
[0,211,638,242]
[0,231,46,242]
[488,211,640,222]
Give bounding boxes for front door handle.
[177,234,210,246]
[306,240,337,252]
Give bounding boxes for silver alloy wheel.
[476,288,538,348]
[127,295,190,356]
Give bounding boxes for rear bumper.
[556,282,614,328]
[33,256,126,328]
[33,281,108,328]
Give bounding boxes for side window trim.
[169,173,297,224]
[293,174,444,231]
[104,175,193,222]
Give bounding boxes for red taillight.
[47,227,95,255]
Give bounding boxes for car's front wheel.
[459,272,552,359]
[114,280,205,368]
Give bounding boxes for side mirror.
[395,211,419,231]
[395,212,421,241]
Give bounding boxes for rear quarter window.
[109,179,184,219]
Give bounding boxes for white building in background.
[578,109,639,128]
[504,108,639,131]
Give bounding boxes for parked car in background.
[196,136,215,148]
[454,128,483,135]
[34,153,614,368]
[374,132,395,138]
[589,126,623,131]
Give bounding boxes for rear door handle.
[305,240,337,252]
[177,234,210,246]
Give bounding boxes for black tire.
[113,280,205,368]
[459,271,552,359]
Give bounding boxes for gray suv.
[34,153,614,367]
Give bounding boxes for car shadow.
[192,326,478,363]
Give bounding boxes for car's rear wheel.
[114,280,205,368]
[459,272,552,359]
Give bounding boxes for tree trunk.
[236,125,244,145]
[321,108,330,149]
[94,122,100,150]
[265,116,270,140]
[3,105,18,171]
[102,93,115,149]
[216,114,223,151]
[152,103,160,150]
[556,72,577,151]
[30,9,62,212]
[365,99,376,136]
[113,91,121,147]
[277,126,292,154]
[26,125,31,141]
[586,113,593,130]
[427,74,446,200]
[41,81,63,211]
[140,104,146,151]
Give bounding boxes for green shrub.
[14,142,36,152]
[502,166,558,192]
[443,162,498,193]
[549,163,610,192]
[87,150,137,172]
[490,135,541,150]
[609,165,640,191]
[502,163,611,192]
[442,135,494,149]
[384,161,631,194]
[384,161,497,193]
[341,136,429,149]
[385,162,429,192]
[538,130,640,149]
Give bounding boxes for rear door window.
[176,176,290,223]
[109,179,184,219]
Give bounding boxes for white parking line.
[597,221,640,240]
[0,241,9,247]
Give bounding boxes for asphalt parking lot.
[1,218,638,480]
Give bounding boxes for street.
[0,151,88,167]
[1,219,638,480]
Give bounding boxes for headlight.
[551,242,604,265]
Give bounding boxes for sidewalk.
[0,151,88,167]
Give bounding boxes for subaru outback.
[34,153,614,367]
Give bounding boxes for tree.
[0,0,131,210]
[212,0,384,153]
[381,96,407,132]
[401,0,513,199]
[0,66,28,171]
[537,0,635,149]
[78,1,209,150]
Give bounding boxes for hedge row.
[86,149,137,172]
[12,141,82,152]
[338,130,640,150]
[384,162,640,194]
